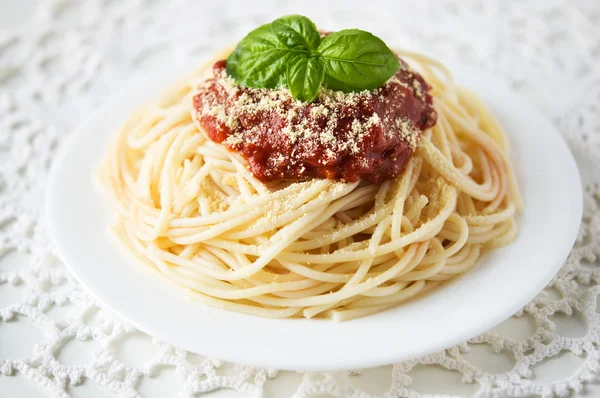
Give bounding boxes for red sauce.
[193,59,436,183]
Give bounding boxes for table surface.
[1,0,599,397]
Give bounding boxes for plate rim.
[45,58,583,371]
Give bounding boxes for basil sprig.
[226,15,400,102]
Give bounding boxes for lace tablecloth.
[1,1,599,397]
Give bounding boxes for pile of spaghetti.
[98,50,520,321]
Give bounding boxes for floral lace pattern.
[0,1,599,397]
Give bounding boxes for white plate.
[46,60,582,371]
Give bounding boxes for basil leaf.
[271,15,321,51]
[227,16,400,101]
[227,24,304,88]
[318,29,400,92]
[287,55,325,102]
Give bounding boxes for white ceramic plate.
[46,60,582,371]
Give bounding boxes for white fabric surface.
[0,0,599,397]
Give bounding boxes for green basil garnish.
[320,29,401,92]
[271,15,320,51]
[225,24,298,89]
[287,55,325,102]
[226,15,400,102]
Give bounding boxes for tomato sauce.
[193,59,436,183]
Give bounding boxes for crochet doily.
[1,1,599,397]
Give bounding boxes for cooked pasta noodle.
[98,50,520,321]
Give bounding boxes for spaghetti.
[98,50,521,321]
